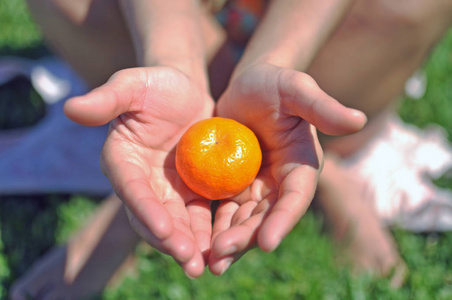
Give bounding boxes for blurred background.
[0,0,452,299]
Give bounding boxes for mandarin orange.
[175,117,262,200]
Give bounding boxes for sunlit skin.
[64,63,365,278]
[65,66,215,278]
[209,63,365,274]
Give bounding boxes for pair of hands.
[64,63,366,278]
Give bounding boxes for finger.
[180,248,207,278]
[230,201,259,226]
[104,152,174,240]
[126,207,195,263]
[209,255,236,276]
[186,200,213,262]
[64,68,147,126]
[278,69,367,136]
[209,251,246,276]
[258,165,318,252]
[156,199,210,278]
[211,201,239,241]
[211,225,256,257]
[211,199,271,258]
[210,205,261,276]
[127,205,207,278]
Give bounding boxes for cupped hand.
[209,63,367,275]
[64,66,214,278]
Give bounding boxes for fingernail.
[350,109,367,123]
[219,259,233,276]
[184,271,196,280]
[268,238,282,252]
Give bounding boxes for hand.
[64,66,214,278]
[209,63,366,275]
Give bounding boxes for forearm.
[119,0,208,88]
[234,0,355,76]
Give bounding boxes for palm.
[65,66,214,277]
[209,64,366,274]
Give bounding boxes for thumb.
[64,68,146,126]
[279,69,367,136]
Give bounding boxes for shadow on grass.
[0,75,46,130]
[0,43,50,60]
[0,43,52,130]
[0,194,69,293]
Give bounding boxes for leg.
[309,0,452,120]
[10,195,141,299]
[25,0,227,89]
[25,0,136,89]
[318,151,408,288]
[310,0,452,283]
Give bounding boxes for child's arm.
[119,0,209,89]
[234,0,355,75]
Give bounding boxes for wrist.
[142,54,209,91]
[232,53,304,82]
[232,0,355,77]
[120,0,209,90]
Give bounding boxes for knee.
[348,0,452,47]
[27,0,99,26]
[375,1,424,27]
[362,0,430,32]
[364,0,452,30]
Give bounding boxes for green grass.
[0,0,45,57]
[0,1,452,299]
[399,31,452,135]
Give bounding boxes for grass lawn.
[1,1,452,299]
